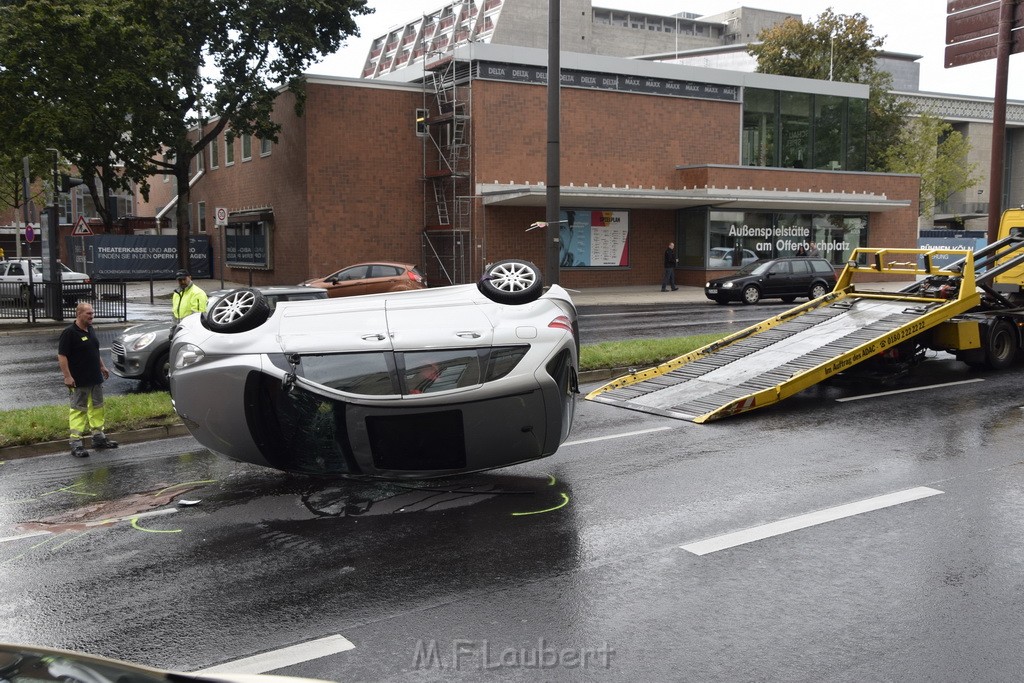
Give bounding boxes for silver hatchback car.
[169,260,579,479]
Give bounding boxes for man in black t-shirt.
[57,303,118,458]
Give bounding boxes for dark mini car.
[300,261,427,298]
[704,257,837,305]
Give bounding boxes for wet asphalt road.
[2,357,1024,681]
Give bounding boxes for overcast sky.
[307,0,1024,100]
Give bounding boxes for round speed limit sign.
[215,207,228,226]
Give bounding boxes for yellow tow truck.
[586,207,1024,423]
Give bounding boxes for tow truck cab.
[992,207,1024,296]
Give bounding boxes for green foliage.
[747,8,911,172]
[0,0,372,242]
[0,393,178,448]
[884,113,980,218]
[580,334,722,372]
[748,10,882,82]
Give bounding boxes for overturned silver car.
[169,260,579,479]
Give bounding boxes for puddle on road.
[16,485,204,534]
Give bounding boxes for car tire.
[478,259,543,305]
[809,282,829,300]
[713,297,730,305]
[150,349,171,390]
[741,284,761,305]
[780,296,796,303]
[203,288,272,333]
[984,319,1017,370]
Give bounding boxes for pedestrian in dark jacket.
[662,242,679,291]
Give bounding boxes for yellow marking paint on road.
[511,493,570,517]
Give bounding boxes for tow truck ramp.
[586,247,989,423]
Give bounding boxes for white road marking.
[0,530,52,544]
[835,378,984,402]
[562,426,674,447]
[196,635,356,674]
[681,486,944,556]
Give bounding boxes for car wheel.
[984,319,1017,370]
[478,259,543,305]
[150,349,170,390]
[809,282,829,300]
[203,288,272,333]
[741,284,761,305]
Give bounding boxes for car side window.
[334,266,370,281]
[9,263,24,276]
[299,352,397,395]
[790,260,810,274]
[371,265,402,278]
[810,260,834,273]
[768,262,790,275]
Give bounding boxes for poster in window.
[558,210,629,267]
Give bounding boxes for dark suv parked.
[704,257,837,305]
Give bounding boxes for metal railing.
[0,281,127,322]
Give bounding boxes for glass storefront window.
[742,90,867,171]
[847,97,867,171]
[708,210,774,266]
[699,210,867,267]
[677,208,708,267]
[813,95,845,170]
[742,88,776,167]
[780,92,812,169]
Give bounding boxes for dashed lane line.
[681,486,944,556]
[835,378,984,403]
[196,635,356,674]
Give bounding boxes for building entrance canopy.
[479,182,910,213]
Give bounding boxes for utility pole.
[545,0,561,286]
[44,148,63,321]
[20,157,31,259]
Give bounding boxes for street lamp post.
[44,148,63,321]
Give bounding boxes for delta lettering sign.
[946,0,1024,68]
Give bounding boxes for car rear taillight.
[407,270,423,283]
[548,315,574,335]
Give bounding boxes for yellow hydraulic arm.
[586,248,982,422]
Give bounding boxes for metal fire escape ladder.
[421,44,472,286]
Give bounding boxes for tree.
[0,0,372,267]
[0,0,168,231]
[747,8,910,171]
[883,113,979,220]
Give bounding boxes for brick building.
[140,43,919,289]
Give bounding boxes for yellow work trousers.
[69,384,105,446]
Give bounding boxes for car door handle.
[456,331,481,339]
[361,333,386,341]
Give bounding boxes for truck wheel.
[478,259,543,305]
[984,319,1017,370]
[203,288,272,333]
[741,285,761,305]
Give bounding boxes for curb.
[0,423,190,461]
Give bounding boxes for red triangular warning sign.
[72,216,94,236]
